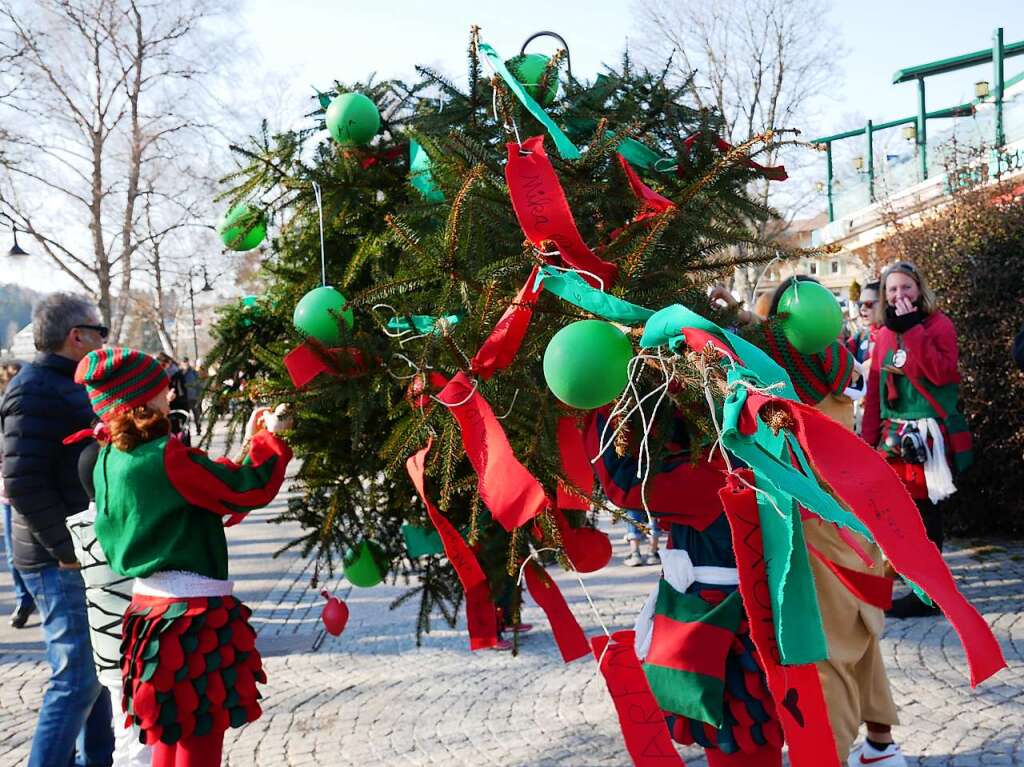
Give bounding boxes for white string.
[480,41,524,148]
[385,352,422,381]
[430,379,480,408]
[701,363,734,472]
[729,470,787,519]
[495,388,519,419]
[750,253,783,303]
[537,260,606,293]
[312,181,327,286]
[371,304,414,338]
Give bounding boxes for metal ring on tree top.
[519,31,573,79]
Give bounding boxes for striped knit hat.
[75,348,170,421]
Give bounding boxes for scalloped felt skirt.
[120,594,265,745]
[665,587,783,755]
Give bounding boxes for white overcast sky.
[5,0,1022,292]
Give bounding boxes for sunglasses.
[75,324,110,340]
[859,300,876,308]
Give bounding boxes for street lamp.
[852,156,865,172]
[902,124,917,141]
[1,214,29,257]
[975,80,991,99]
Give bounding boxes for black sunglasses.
[75,324,109,340]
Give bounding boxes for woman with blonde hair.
[862,261,971,618]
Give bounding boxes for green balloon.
[543,320,633,410]
[325,92,380,147]
[343,539,387,588]
[217,204,266,251]
[292,286,354,345]
[506,53,559,106]
[778,281,844,354]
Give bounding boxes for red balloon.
[320,590,350,636]
[562,527,612,573]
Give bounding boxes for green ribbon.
[409,139,445,203]
[477,42,581,161]
[535,266,654,324]
[613,135,676,173]
[386,314,461,335]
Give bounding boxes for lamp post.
[0,213,29,257]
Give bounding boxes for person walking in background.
[848,281,881,368]
[180,357,203,435]
[862,262,972,618]
[157,353,192,444]
[623,509,660,567]
[0,360,35,628]
[0,293,114,767]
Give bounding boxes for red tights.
[705,745,783,767]
[151,731,225,767]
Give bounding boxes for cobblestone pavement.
[2,486,1023,766]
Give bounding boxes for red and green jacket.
[93,431,292,580]
[862,311,972,471]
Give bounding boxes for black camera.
[899,424,929,465]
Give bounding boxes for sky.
[4,0,1023,293]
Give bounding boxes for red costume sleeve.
[900,312,961,386]
[861,335,884,447]
[164,431,292,524]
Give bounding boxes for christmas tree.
[203,28,794,643]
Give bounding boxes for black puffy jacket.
[0,353,95,570]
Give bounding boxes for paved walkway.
[1,484,1023,765]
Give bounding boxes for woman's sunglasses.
[74,324,110,340]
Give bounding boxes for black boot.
[9,603,35,629]
[886,592,940,619]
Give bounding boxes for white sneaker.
[644,551,661,566]
[623,553,643,567]
[847,741,907,767]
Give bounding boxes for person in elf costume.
[861,261,970,618]
[749,276,903,766]
[69,348,293,767]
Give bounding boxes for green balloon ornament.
[507,53,559,106]
[343,539,387,588]
[293,286,354,345]
[543,320,633,410]
[325,92,380,147]
[217,204,266,251]
[777,281,844,354]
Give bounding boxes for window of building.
[808,261,818,275]
[831,260,840,274]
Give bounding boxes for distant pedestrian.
[157,353,192,444]
[0,293,114,767]
[0,360,35,628]
[180,357,203,434]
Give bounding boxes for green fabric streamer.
[386,314,461,335]
[409,139,444,203]
[477,42,581,161]
[535,266,654,324]
[613,135,676,172]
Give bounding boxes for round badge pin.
[892,349,907,368]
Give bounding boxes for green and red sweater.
[93,431,292,580]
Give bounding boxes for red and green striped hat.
[75,348,169,421]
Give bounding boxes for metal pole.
[994,27,1005,151]
[917,77,928,180]
[866,119,875,202]
[826,142,834,222]
[188,280,199,360]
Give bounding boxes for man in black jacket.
[0,293,114,767]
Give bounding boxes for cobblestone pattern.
[2,499,1023,766]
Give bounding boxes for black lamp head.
[7,228,28,257]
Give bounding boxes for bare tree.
[633,0,844,296]
[0,0,237,341]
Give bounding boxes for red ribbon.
[739,393,1006,687]
[437,372,548,531]
[283,343,371,388]
[591,630,687,766]
[719,473,839,767]
[556,416,592,510]
[470,266,542,380]
[406,441,498,651]
[505,136,618,288]
[807,544,893,610]
[682,132,788,181]
[617,154,675,213]
[523,561,590,662]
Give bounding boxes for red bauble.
[562,527,612,573]
[320,590,350,636]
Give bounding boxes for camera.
[899,424,929,465]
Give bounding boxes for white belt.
[692,565,740,586]
[134,570,234,598]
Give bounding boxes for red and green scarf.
[751,321,854,406]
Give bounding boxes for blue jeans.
[625,509,646,541]
[2,503,34,611]
[19,564,114,767]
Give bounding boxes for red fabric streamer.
[682,132,788,182]
[406,442,499,651]
[359,145,405,169]
[470,266,542,380]
[719,473,840,767]
[617,154,675,213]
[556,416,593,510]
[523,562,590,663]
[591,630,687,767]
[282,343,371,388]
[505,136,618,288]
[806,545,893,611]
[739,393,1007,687]
[437,372,548,531]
